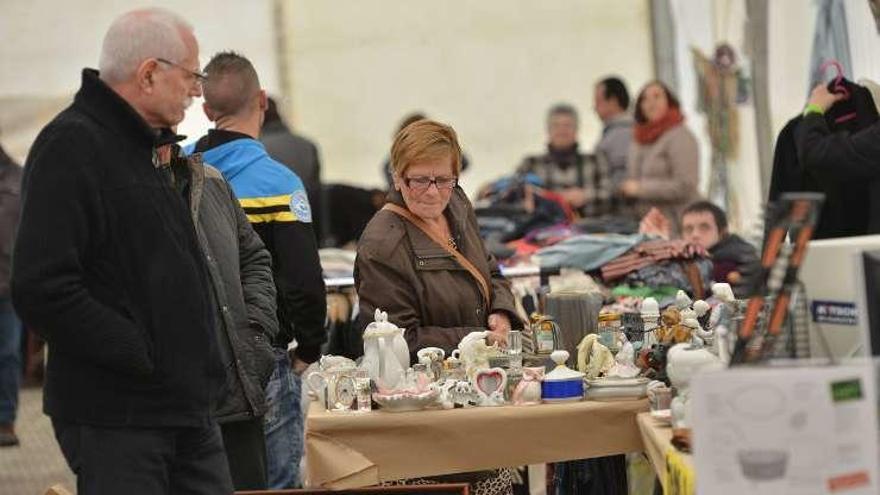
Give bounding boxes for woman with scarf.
[620,81,700,233]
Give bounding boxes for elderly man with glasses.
[12,8,234,494]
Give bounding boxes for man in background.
[641,201,758,296]
[189,51,327,489]
[593,76,633,192]
[261,97,324,245]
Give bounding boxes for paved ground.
[0,387,76,495]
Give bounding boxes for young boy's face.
[682,210,722,250]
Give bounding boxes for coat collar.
[73,68,185,148]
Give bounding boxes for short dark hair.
[682,201,728,233]
[598,76,630,110]
[633,80,681,124]
[547,103,579,127]
[203,51,261,118]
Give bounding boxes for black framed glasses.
[403,176,458,191]
[156,58,207,83]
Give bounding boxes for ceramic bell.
[361,309,410,390]
[542,350,585,402]
[512,367,544,406]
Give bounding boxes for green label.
[831,379,863,403]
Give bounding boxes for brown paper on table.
[306,398,648,489]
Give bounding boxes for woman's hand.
[808,83,846,112]
[487,311,512,347]
[620,180,640,198]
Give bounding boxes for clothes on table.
[536,234,648,272]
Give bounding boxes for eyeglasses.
[403,176,458,191]
[156,58,208,83]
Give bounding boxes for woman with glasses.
[354,118,520,494]
[356,118,520,356]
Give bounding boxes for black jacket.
[171,151,278,423]
[12,69,225,427]
[770,79,880,238]
[192,130,327,363]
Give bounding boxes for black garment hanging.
[769,78,880,239]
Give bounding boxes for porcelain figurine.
[576,334,615,380]
[512,367,544,406]
[433,380,458,410]
[417,347,445,380]
[707,283,738,363]
[451,331,498,378]
[607,336,641,378]
[361,309,410,390]
[685,317,714,348]
[641,297,661,349]
[666,343,723,428]
[675,290,692,310]
[473,367,507,406]
[451,379,479,407]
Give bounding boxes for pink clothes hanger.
[818,59,857,124]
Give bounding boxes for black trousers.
[220,417,268,491]
[52,419,233,495]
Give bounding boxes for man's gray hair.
[98,8,194,84]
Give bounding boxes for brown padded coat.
[354,187,520,360]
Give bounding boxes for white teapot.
[361,309,410,390]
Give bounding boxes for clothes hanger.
[818,60,857,124]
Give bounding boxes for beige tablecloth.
[305,398,649,489]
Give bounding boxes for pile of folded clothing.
[600,239,708,281]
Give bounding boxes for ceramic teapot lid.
[544,350,585,382]
[363,309,403,339]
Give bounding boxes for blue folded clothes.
[536,233,649,272]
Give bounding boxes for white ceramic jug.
[362,309,410,390]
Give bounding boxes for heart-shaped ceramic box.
[473,367,507,406]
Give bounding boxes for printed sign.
[812,300,858,326]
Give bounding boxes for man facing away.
[187,51,327,489]
[12,8,233,494]
[593,76,634,193]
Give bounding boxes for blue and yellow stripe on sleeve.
[238,194,296,224]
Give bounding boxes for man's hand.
[808,83,846,113]
[289,351,309,376]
